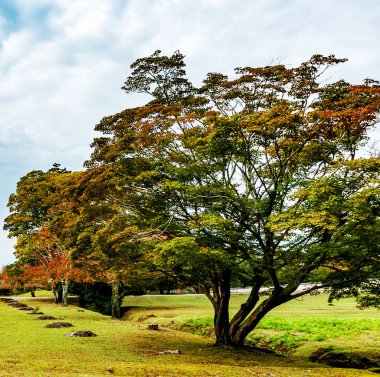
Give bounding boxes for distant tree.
[86,51,380,345]
[3,166,87,305]
[0,265,13,293]
[20,226,87,305]
[0,262,38,294]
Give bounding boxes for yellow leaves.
[346,185,380,221]
[342,157,380,172]
[152,236,232,277]
[152,237,202,268]
[298,211,339,232]
[188,214,233,232]
[162,180,184,190]
[269,209,338,233]
[135,169,160,182]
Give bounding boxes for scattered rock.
[27,311,44,315]
[147,323,159,330]
[157,349,181,355]
[35,316,57,320]
[9,303,28,308]
[46,322,74,328]
[65,330,97,337]
[77,309,85,312]
[309,347,378,369]
[18,307,35,311]
[0,298,14,303]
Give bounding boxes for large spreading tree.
[85,51,380,345]
[4,51,380,346]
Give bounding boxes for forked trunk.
[210,275,289,346]
[230,291,289,345]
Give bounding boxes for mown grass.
[0,293,378,376]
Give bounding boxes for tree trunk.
[58,284,63,303]
[52,284,59,304]
[111,283,120,319]
[211,269,232,345]
[30,287,36,297]
[61,279,69,307]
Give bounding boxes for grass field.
[0,292,378,376]
[16,290,60,298]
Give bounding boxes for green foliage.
[70,282,114,315]
[329,280,380,309]
[69,282,145,316]
[0,288,12,295]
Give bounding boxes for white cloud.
[1,0,380,265]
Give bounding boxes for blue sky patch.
[0,2,54,35]
[0,2,20,31]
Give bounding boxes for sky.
[1,0,380,266]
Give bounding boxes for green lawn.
[16,290,57,298]
[0,293,378,376]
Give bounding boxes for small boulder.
[9,303,27,308]
[35,316,57,320]
[147,323,159,330]
[0,298,13,302]
[46,322,74,328]
[158,349,181,355]
[65,330,97,337]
